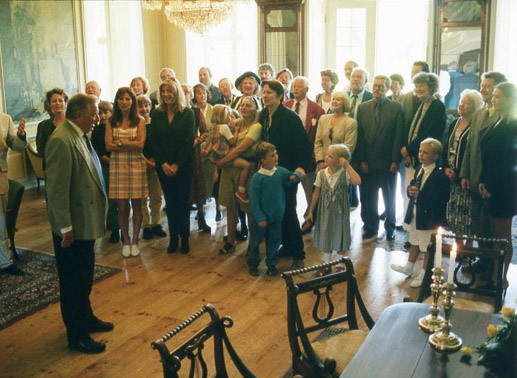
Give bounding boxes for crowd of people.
[0,60,515,354]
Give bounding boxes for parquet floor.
[1,187,515,377]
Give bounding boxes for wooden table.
[341,302,503,378]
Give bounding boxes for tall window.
[83,1,146,101]
[185,2,258,87]
[375,0,430,89]
[493,0,517,83]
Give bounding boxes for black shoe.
[143,227,153,240]
[109,230,120,243]
[266,266,279,276]
[197,215,211,234]
[180,238,190,254]
[69,337,106,354]
[152,225,167,238]
[379,212,386,221]
[386,231,395,241]
[249,266,260,276]
[219,242,235,255]
[363,231,377,240]
[236,229,248,241]
[1,263,24,276]
[88,319,114,333]
[215,210,222,222]
[404,241,411,249]
[167,238,179,254]
[277,246,291,259]
[395,225,404,231]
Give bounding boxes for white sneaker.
[122,245,131,258]
[391,263,413,276]
[131,244,140,257]
[409,275,424,288]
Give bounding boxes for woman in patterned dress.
[106,87,147,258]
[443,89,483,238]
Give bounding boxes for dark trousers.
[281,185,305,260]
[53,233,95,342]
[102,164,119,231]
[157,168,192,241]
[248,218,281,268]
[359,169,397,234]
[349,184,359,208]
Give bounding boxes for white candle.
[435,227,442,269]
[448,243,457,284]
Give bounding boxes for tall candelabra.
[418,267,445,333]
[428,283,463,352]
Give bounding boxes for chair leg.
[37,178,40,194]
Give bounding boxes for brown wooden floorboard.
[1,188,515,377]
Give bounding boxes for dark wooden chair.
[407,233,508,313]
[281,257,375,378]
[151,304,257,378]
[6,179,25,261]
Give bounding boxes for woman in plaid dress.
[106,87,147,258]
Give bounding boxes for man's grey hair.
[351,67,369,81]
[293,76,309,89]
[66,93,97,120]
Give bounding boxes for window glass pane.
[351,28,366,47]
[336,8,350,26]
[351,8,366,27]
[336,28,351,46]
[350,47,366,66]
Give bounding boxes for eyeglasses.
[329,127,333,142]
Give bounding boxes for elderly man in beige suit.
[45,93,112,354]
[0,113,27,275]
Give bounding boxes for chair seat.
[311,329,369,372]
[423,296,494,313]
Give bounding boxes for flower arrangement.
[461,306,517,377]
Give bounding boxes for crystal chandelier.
[141,0,234,34]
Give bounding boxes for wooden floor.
[1,188,515,378]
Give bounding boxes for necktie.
[294,101,300,114]
[374,101,380,125]
[83,134,106,192]
[416,168,424,190]
[350,95,358,118]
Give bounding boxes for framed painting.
[0,0,81,123]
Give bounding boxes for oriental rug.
[0,248,121,330]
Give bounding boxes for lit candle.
[435,227,442,269]
[448,243,457,284]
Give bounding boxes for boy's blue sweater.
[250,166,301,223]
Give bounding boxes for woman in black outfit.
[479,82,517,288]
[150,79,195,254]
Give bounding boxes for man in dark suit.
[199,66,223,105]
[348,67,373,208]
[45,94,112,354]
[355,75,405,241]
[215,77,236,106]
[284,76,325,215]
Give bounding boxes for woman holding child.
[215,97,262,255]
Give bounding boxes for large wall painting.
[0,0,79,123]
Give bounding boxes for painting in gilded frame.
[0,0,79,123]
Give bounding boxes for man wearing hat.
[231,71,263,111]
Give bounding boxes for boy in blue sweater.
[249,142,301,276]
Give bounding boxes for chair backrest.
[414,233,508,312]
[281,257,375,377]
[6,179,25,233]
[27,141,45,179]
[151,304,257,378]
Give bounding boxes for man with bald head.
[85,81,102,102]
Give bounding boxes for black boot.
[180,238,190,254]
[197,212,211,234]
[167,236,179,254]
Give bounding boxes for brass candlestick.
[419,267,445,333]
[428,283,462,352]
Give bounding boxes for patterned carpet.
[0,248,121,330]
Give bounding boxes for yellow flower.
[500,307,515,320]
[487,324,500,338]
[461,346,473,357]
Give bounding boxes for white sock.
[323,252,332,263]
[405,261,415,271]
[238,186,246,193]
